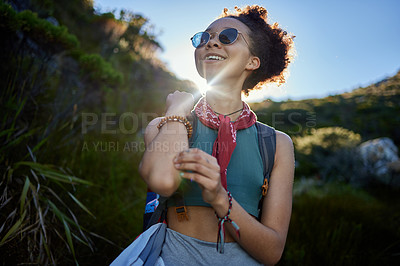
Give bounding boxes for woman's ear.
[246,56,260,71]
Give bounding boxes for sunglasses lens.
[192,32,209,48]
[191,28,239,48]
[219,28,238,44]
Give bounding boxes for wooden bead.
[157,115,193,139]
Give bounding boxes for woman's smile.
[203,53,227,63]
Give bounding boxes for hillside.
[252,70,400,146]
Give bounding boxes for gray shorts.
[160,228,263,266]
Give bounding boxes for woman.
[139,5,295,265]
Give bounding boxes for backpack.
[142,112,276,230]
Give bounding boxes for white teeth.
[205,55,225,61]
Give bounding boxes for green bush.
[0,2,80,54]
[17,9,79,51]
[79,53,123,88]
[294,127,363,181]
[294,127,361,155]
[0,2,20,32]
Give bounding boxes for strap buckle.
[175,206,189,221]
[261,178,269,196]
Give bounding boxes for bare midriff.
[167,206,238,243]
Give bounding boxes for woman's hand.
[165,91,194,117]
[173,148,226,206]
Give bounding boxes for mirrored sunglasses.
[191,28,247,48]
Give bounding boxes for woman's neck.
[205,88,243,119]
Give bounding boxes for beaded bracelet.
[215,191,240,254]
[157,115,193,139]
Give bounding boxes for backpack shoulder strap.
[144,195,168,230]
[255,121,276,182]
[256,121,276,220]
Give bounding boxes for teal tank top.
[168,118,264,217]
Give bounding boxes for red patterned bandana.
[194,97,257,189]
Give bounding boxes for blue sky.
[94,0,400,102]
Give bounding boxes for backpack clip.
[175,205,189,221]
[261,178,269,196]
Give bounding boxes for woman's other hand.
[173,148,227,206]
[165,91,194,117]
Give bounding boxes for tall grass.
[279,181,400,265]
[0,60,96,264]
[0,160,94,265]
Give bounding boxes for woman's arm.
[139,91,194,197]
[175,130,294,265]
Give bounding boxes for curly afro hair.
[219,6,295,95]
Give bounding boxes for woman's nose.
[206,33,221,48]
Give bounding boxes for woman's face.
[194,18,257,84]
